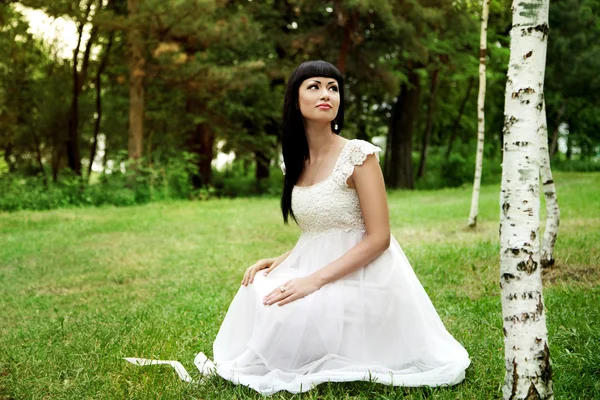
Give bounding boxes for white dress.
[211,139,470,394]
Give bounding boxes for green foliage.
[0,154,285,212]
[552,158,600,172]
[1,0,599,196]
[0,174,133,211]
[0,152,8,177]
[414,144,503,190]
[0,154,200,211]
[213,162,284,198]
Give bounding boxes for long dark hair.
[280,60,345,224]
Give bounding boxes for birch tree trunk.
[499,0,553,397]
[539,100,560,268]
[467,0,489,227]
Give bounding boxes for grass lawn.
[1,172,599,399]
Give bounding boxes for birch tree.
[539,100,560,268]
[467,0,490,227]
[499,0,553,397]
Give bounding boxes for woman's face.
[297,76,340,125]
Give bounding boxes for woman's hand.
[241,258,273,286]
[242,253,287,286]
[263,275,321,306]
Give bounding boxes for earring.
[333,120,338,131]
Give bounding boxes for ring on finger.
[279,286,286,293]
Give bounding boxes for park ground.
[1,172,599,399]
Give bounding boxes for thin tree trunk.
[549,99,566,158]
[80,25,98,85]
[31,131,47,187]
[445,77,475,160]
[468,0,490,228]
[186,98,215,188]
[128,0,145,168]
[88,34,114,182]
[565,130,572,160]
[539,100,560,268]
[52,146,63,183]
[383,109,393,180]
[194,123,215,187]
[499,0,553,397]
[255,150,270,189]
[417,67,439,178]
[385,68,420,189]
[66,0,93,175]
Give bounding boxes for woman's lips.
[317,105,332,110]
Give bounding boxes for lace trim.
[280,139,381,182]
[332,140,382,187]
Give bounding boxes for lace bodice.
[281,139,382,235]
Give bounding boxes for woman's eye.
[308,84,337,91]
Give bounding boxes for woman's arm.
[264,153,390,305]
[312,153,390,287]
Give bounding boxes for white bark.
[499,0,553,397]
[539,100,560,268]
[468,0,490,228]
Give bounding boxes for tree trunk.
[565,130,572,160]
[445,77,475,160]
[186,99,214,188]
[127,0,145,168]
[539,100,560,268]
[336,9,358,74]
[499,0,553,397]
[417,67,439,179]
[31,131,47,187]
[66,0,93,175]
[88,34,114,182]
[192,123,215,188]
[385,68,420,189]
[51,146,63,183]
[468,0,490,228]
[255,150,270,189]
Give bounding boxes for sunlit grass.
[1,172,598,399]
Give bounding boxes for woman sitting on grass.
[128,60,470,395]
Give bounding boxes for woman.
[212,60,470,394]
[127,60,470,395]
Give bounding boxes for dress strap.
[332,139,382,187]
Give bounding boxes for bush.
[212,158,284,198]
[0,154,201,212]
[414,145,502,190]
[552,158,600,172]
[0,153,287,212]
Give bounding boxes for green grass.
[1,172,599,399]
